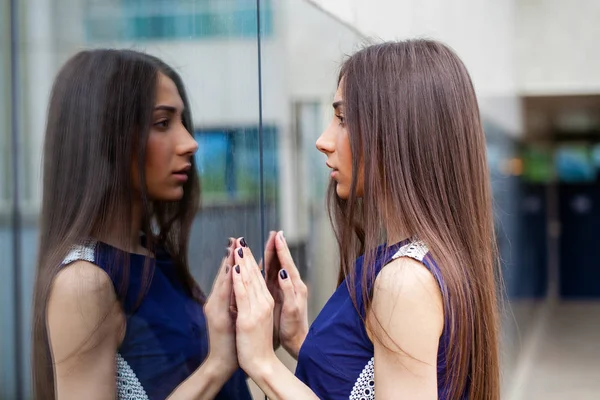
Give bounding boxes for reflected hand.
[203,238,238,377]
[231,242,278,373]
[262,231,282,350]
[263,231,309,359]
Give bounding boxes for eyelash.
[336,115,345,125]
[154,119,170,130]
[154,113,186,131]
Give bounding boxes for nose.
[316,125,335,155]
[176,127,199,156]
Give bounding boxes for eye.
[154,119,169,129]
[336,115,345,126]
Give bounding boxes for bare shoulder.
[373,256,442,306]
[369,256,444,346]
[50,260,119,316]
[52,260,114,294]
[367,258,444,400]
[48,260,124,360]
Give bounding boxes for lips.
[173,164,191,174]
[326,162,339,180]
[172,164,191,183]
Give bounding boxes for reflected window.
[84,0,273,42]
[194,126,278,204]
[0,12,9,209]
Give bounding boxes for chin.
[335,185,350,200]
[153,189,185,202]
[335,183,363,200]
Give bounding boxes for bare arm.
[48,261,236,400]
[249,356,319,400]
[368,257,444,399]
[165,359,235,400]
[47,261,124,399]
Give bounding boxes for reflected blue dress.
[295,238,463,399]
[62,239,251,400]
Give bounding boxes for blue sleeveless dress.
[62,239,252,400]
[295,238,463,399]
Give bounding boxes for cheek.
[145,136,166,171]
[339,131,353,171]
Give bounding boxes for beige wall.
[308,0,523,136]
[517,0,600,95]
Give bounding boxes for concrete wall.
[308,0,523,136]
[517,0,600,95]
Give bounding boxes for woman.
[230,39,501,399]
[32,49,251,399]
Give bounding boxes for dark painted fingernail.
[228,238,234,247]
[237,248,244,258]
[280,269,288,279]
[225,248,231,258]
[225,265,230,274]
[240,237,247,247]
[234,265,240,274]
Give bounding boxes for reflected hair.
[32,49,202,399]
[327,40,500,399]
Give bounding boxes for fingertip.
[276,230,288,247]
[230,237,238,248]
[231,265,243,293]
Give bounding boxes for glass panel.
[84,0,273,42]
[10,0,262,397]
[0,1,15,397]
[258,0,363,378]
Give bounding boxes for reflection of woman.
[32,49,251,400]
[230,40,501,399]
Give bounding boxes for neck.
[382,199,413,246]
[386,230,413,246]
[96,199,148,255]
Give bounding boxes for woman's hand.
[202,238,238,378]
[231,238,320,400]
[262,231,282,350]
[167,239,245,399]
[231,241,278,375]
[263,231,309,359]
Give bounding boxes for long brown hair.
[328,40,500,399]
[32,49,202,399]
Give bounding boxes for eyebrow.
[154,105,184,113]
[332,101,344,110]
